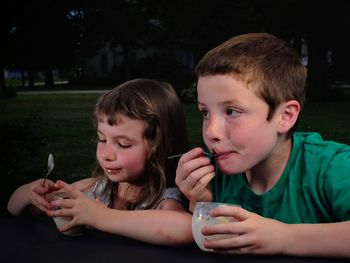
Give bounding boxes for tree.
[0,1,18,96]
[6,1,82,88]
[157,0,350,100]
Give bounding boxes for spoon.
[42,153,54,187]
[167,151,219,160]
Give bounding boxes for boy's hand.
[28,179,59,213]
[202,205,289,255]
[175,147,215,211]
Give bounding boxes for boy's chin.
[217,163,241,175]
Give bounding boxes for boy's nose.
[204,117,224,142]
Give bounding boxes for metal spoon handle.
[167,153,186,159]
[42,153,54,187]
[42,171,50,187]
[167,152,217,160]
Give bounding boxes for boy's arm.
[283,221,350,258]
[204,205,350,258]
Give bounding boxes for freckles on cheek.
[202,125,210,146]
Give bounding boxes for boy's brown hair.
[195,33,307,132]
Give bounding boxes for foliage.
[0,94,99,218]
[0,84,17,99]
[181,82,197,103]
[0,120,43,217]
[3,0,350,95]
[132,54,194,96]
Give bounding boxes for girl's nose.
[102,143,116,161]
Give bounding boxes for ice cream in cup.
[52,191,94,236]
[192,202,239,252]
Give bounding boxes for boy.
[176,33,350,257]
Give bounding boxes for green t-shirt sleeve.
[324,148,350,221]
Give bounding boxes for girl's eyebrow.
[97,129,134,141]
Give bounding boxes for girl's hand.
[175,147,215,211]
[28,179,60,213]
[202,205,289,255]
[48,180,106,232]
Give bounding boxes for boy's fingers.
[211,206,248,221]
[178,147,207,166]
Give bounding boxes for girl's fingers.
[50,206,72,217]
[59,219,77,232]
[45,180,61,191]
[36,203,51,213]
[55,180,81,198]
[55,180,71,190]
[51,197,74,210]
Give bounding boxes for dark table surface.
[0,218,348,263]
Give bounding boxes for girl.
[7,78,193,245]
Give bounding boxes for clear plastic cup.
[52,191,93,236]
[192,202,239,252]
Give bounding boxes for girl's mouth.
[106,168,121,174]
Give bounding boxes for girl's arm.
[94,208,193,245]
[7,179,58,216]
[49,180,193,245]
[7,177,93,216]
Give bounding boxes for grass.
[1,92,350,218]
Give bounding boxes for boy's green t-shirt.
[211,132,350,223]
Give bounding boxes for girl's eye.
[118,143,131,149]
[226,108,240,117]
[98,138,106,143]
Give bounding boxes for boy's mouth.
[211,149,233,159]
[210,150,220,158]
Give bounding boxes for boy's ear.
[277,100,301,134]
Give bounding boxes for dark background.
[1,0,350,218]
[2,0,350,99]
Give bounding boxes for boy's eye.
[200,110,209,119]
[226,108,240,117]
[98,138,106,143]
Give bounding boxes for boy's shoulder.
[293,132,350,165]
[294,132,350,151]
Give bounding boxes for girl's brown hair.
[93,78,188,209]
